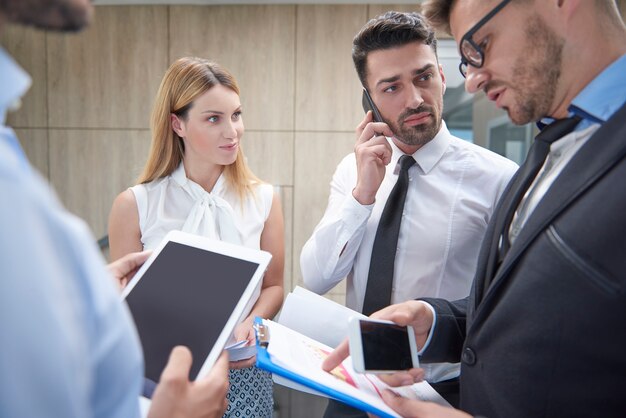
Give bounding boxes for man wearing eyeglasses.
[323,1,626,417]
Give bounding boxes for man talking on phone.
[300,11,517,417]
[0,1,229,417]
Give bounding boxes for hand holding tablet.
[121,230,272,395]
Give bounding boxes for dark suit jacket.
[420,102,626,418]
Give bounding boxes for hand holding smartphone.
[349,317,419,374]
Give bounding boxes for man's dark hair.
[352,11,438,89]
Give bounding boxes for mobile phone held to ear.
[349,317,419,373]
[362,88,384,123]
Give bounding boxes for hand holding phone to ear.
[352,89,394,205]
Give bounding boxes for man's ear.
[439,63,447,95]
[171,114,185,138]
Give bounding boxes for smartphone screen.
[361,88,384,123]
[360,320,415,371]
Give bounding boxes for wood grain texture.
[292,131,355,297]
[169,5,296,131]
[243,131,294,187]
[1,24,47,128]
[277,186,294,296]
[295,5,366,132]
[48,129,151,239]
[46,6,168,129]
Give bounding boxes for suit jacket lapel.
[480,102,626,308]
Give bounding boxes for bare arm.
[231,191,285,368]
[108,189,143,262]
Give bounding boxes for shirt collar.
[0,48,32,125]
[538,53,626,130]
[171,161,225,194]
[570,53,626,124]
[389,120,451,175]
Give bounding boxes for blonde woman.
[108,57,284,418]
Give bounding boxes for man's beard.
[497,15,564,124]
[386,104,442,148]
[0,0,92,32]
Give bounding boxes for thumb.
[205,352,229,380]
[382,389,426,418]
[160,346,193,383]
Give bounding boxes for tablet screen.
[125,240,259,382]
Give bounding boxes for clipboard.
[254,317,402,418]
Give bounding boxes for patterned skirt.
[224,366,274,418]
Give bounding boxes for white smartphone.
[348,317,419,373]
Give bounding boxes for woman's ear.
[171,113,185,138]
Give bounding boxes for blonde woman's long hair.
[137,57,262,202]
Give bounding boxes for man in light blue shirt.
[0,1,229,417]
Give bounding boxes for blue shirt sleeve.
[0,134,143,418]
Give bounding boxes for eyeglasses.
[458,0,512,78]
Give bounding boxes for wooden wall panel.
[169,6,296,132]
[243,131,293,187]
[277,186,294,295]
[48,129,151,240]
[367,4,452,39]
[368,3,421,19]
[292,131,355,301]
[15,129,48,178]
[295,5,366,132]
[46,6,168,129]
[1,25,47,128]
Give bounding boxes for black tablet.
[121,230,271,393]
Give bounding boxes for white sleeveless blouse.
[130,163,274,251]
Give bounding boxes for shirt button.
[462,347,476,366]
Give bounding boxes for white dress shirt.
[509,124,599,243]
[130,163,273,251]
[301,122,518,309]
[300,123,517,381]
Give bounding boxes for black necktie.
[362,154,416,316]
[484,115,582,291]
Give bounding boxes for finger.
[229,355,256,370]
[363,122,394,140]
[109,250,152,280]
[356,111,374,135]
[361,143,393,163]
[206,352,229,380]
[198,352,230,394]
[322,339,350,372]
[160,346,193,384]
[222,398,229,415]
[356,121,393,146]
[382,389,427,417]
[377,368,425,387]
[126,250,152,271]
[370,302,417,326]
